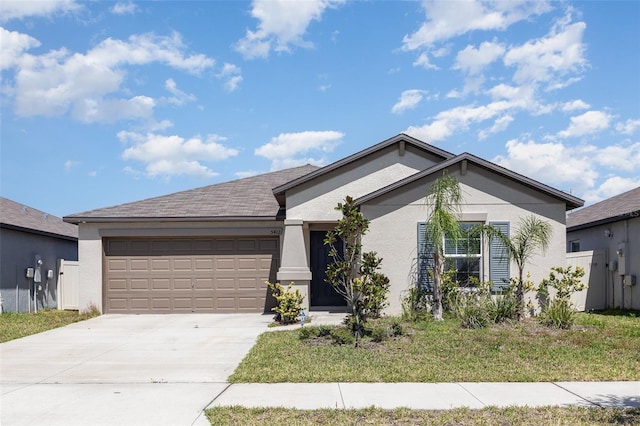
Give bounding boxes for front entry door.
[310,231,347,307]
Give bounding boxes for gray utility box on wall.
[623,275,637,287]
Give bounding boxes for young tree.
[477,215,552,320]
[423,171,463,321]
[324,196,389,342]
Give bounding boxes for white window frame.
[443,222,482,286]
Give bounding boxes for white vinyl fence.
[57,259,79,310]
[566,250,606,311]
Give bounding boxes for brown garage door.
[103,237,279,313]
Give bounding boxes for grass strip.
[230,312,640,383]
[206,406,640,426]
[0,309,100,343]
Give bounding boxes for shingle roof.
[566,186,640,230]
[1,197,78,239]
[355,152,584,211]
[64,165,319,223]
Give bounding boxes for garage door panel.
[130,278,150,290]
[151,278,170,290]
[104,237,278,313]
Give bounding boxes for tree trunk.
[433,254,444,321]
[516,268,524,321]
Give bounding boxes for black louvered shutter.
[417,222,434,292]
[489,222,510,291]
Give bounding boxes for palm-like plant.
[479,215,552,320]
[424,172,463,320]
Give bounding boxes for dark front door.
[310,231,347,307]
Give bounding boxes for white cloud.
[562,99,590,111]
[493,138,597,192]
[392,89,427,114]
[119,132,238,178]
[493,138,640,200]
[557,110,611,138]
[64,160,79,171]
[478,114,513,139]
[405,100,514,142]
[73,95,155,123]
[594,142,640,172]
[581,176,640,204]
[8,31,214,122]
[615,118,640,135]
[217,63,243,92]
[402,0,551,51]
[503,10,587,87]
[0,0,80,22]
[234,0,344,59]
[413,52,438,69]
[255,130,343,170]
[0,27,41,70]
[454,40,505,75]
[111,2,138,15]
[164,78,196,106]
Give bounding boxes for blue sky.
[1,0,639,218]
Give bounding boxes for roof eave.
[272,133,454,199]
[63,215,282,224]
[355,153,585,210]
[567,210,640,232]
[0,223,78,241]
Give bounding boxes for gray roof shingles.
[1,197,78,239]
[566,186,640,229]
[64,165,319,222]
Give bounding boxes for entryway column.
[277,219,311,310]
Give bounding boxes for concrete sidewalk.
[208,381,640,410]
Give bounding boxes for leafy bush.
[455,295,490,329]
[401,286,431,322]
[330,327,355,345]
[317,324,333,337]
[267,281,304,324]
[358,251,391,319]
[486,291,519,323]
[298,326,319,340]
[540,298,575,329]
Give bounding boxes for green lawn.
[0,308,100,343]
[206,406,640,426]
[229,311,640,383]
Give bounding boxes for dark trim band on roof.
[0,223,78,242]
[567,210,640,232]
[64,216,284,225]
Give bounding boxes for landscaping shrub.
[401,286,431,321]
[540,298,575,329]
[486,291,519,323]
[266,281,304,324]
[456,296,490,329]
[299,326,319,341]
[330,327,355,345]
[537,266,586,329]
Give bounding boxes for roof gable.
[355,152,584,211]
[64,165,318,223]
[1,197,78,239]
[567,186,640,230]
[272,133,454,205]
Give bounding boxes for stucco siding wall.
[77,221,283,313]
[361,166,568,315]
[287,145,440,221]
[567,217,639,310]
[0,228,77,312]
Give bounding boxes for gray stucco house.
[1,197,78,313]
[566,187,639,310]
[64,134,583,315]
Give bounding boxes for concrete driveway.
[0,314,272,426]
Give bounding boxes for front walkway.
[209,381,640,410]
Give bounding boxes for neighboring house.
[566,187,639,310]
[64,134,583,315]
[1,197,78,313]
